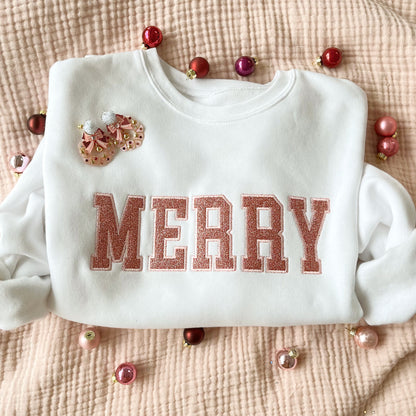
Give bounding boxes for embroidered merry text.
[90,193,330,274]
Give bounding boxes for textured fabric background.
[0,1,415,415]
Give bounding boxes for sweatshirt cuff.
[356,229,416,325]
[0,260,51,330]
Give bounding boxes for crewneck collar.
[135,48,296,123]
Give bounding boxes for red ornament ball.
[27,113,46,135]
[183,328,205,346]
[374,116,397,137]
[113,362,137,385]
[377,136,399,160]
[142,26,163,48]
[320,47,342,68]
[186,57,209,79]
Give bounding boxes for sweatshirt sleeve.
[0,138,50,330]
[356,163,416,325]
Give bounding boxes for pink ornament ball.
[375,116,397,137]
[113,363,137,385]
[353,326,379,349]
[78,327,101,350]
[377,136,399,159]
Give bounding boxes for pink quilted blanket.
[0,0,415,414]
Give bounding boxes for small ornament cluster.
[78,112,144,166]
[375,116,399,160]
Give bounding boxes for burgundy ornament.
[142,26,163,48]
[316,47,342,68]
[186,57,209,79]
[183,328,205,346]
[27,112,46,135]
[374,116,397,137]
[235,56,258,76]
[377,136,399,160]
[112,362,137,385]
[347,326,379,350]
[78,327,100,350]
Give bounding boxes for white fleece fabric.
[0,48,415,330]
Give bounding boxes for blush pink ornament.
[374,116,397,137]
[78,327,101,350]
[9,153,31,175]
[112,363,137,385]
[347,326,379,350]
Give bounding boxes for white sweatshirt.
[0,48,415,330]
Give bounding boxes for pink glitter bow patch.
[78,113,145,166]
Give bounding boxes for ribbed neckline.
[135,48,296,124]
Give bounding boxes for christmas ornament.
[78,327,101,350]
[235,56,258,76]
[27,111,46,135]
[275,347,299,370]
[375,116,397,137]
[141,26,163,49]
[375,116,399,160]
[112,362,137,385]
[346,326,379,349]
[183,328,205,346]
[186,57,209,79]
[9,153,30,175]
[377,136,399,160]
[315,47,342,68]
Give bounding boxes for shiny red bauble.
[142,26,163,48]
[377,136,399,160]
[320,47,342,68]
[374,116,397,137]
[27,113,46,135]
[186,57,210,79]
[183,328,205,346]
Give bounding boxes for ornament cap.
[314,56,323,66]
[186,69,197,79]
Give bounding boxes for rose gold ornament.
[275,347,299,370]
[347,326,379,349]
[78,327,101,350]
